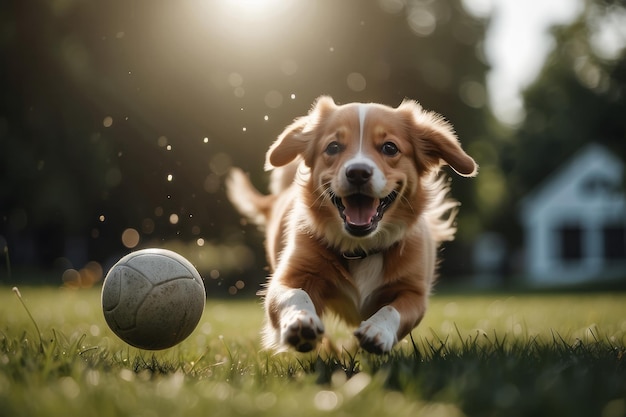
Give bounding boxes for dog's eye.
[325,141,343,156]
[381,141,399,156]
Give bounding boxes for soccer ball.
[101,248,206,350]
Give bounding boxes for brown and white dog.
[226,96,477,354]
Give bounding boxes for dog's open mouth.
[331,191,399,237]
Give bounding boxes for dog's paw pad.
[354,322,396,354]
[281,311,324,353]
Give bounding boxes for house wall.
[522,145,626,286]
[525,194,626,285]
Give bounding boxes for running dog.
[226,96,477,354]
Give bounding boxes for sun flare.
[216,0,288,21]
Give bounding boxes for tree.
[0,0,494,282]
[508,2,625,193]
[497,0,626,251]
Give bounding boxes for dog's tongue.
[343,195,378,226]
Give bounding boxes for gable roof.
[520,144,624,223]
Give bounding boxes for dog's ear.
[400,100,478,177]
[265,96,336,170]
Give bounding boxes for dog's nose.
[346,163,373,186]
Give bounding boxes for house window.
[603,225,626,261]
[581,175,618,195]
[557,225,584,261]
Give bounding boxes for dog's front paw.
[354,306,401,354]
[354,321,396,354]
[281,310,324,352]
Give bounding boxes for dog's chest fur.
[348,254,384,309]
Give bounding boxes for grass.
[1,286,625,417]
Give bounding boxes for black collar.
[342,247,381,260]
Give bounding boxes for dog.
[226,96,477,354]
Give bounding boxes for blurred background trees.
[493,1,626,260]
[0,0,624,292]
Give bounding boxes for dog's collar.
[342,248,380,260]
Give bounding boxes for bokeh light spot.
[264,90,283,108]
[121,228,140,248]
[379,0,405,14]
[204,173,220,193]
[347,72,367,92]
[407,7,436,37]
[228,72,243,87]
[209,152,233,176]
[314,390,340,411]
[141,218,155,234]
[460,80,487,108]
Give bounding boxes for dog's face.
[313,102,419,238]
[266,96,477,244]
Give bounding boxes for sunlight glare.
[216,0,287,21]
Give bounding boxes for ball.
[101,248,206,350]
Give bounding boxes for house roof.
[520,143,625,223]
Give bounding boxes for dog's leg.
[354,306,401,354]
[354,291,427,354]
[264,286,325,352]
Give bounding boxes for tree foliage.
[506,1,626,199]
[0,0,493,280]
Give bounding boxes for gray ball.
[101,248,206,350]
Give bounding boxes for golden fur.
[227,96,477,354]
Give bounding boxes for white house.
[520,144,626,285]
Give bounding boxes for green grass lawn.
[1,286,625,417]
